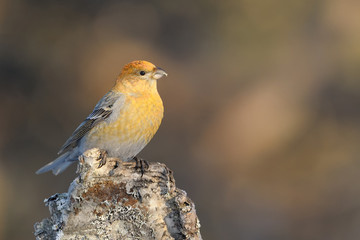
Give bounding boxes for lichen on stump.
[34,148,202,240]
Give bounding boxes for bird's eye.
[139,71,146,76]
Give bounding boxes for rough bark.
[34,148,202,240]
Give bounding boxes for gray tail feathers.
[36,152,77,175]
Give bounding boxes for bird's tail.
[36,151,77,175]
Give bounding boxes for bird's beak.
[153,67,168,80]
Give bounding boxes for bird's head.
[114,60,167,93]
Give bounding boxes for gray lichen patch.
[34,148,202,240]
[34,193,69,240]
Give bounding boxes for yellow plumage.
[86,87,163,151]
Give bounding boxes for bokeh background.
[1,0,360,239]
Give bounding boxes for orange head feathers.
[114,60,167,93]
[118,60,167,80]
[121,60,156,75]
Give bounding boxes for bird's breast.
[110,93,164,142]
[84,92,164,158]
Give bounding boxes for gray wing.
[57,91,124,155]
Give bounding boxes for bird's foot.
[96,149,108,168]
[133,156,149,176]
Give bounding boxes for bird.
[36,60,167,175]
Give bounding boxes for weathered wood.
[34,148,202,240]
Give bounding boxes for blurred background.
[1,0,360,239]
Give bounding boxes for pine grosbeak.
[36,60,167,175]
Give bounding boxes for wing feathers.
[57,91,123,155]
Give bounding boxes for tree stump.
[34,148,202,240]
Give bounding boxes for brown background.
[1,0,360,239]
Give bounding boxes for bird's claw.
[96,150,108,168]
[133,157,149,176]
